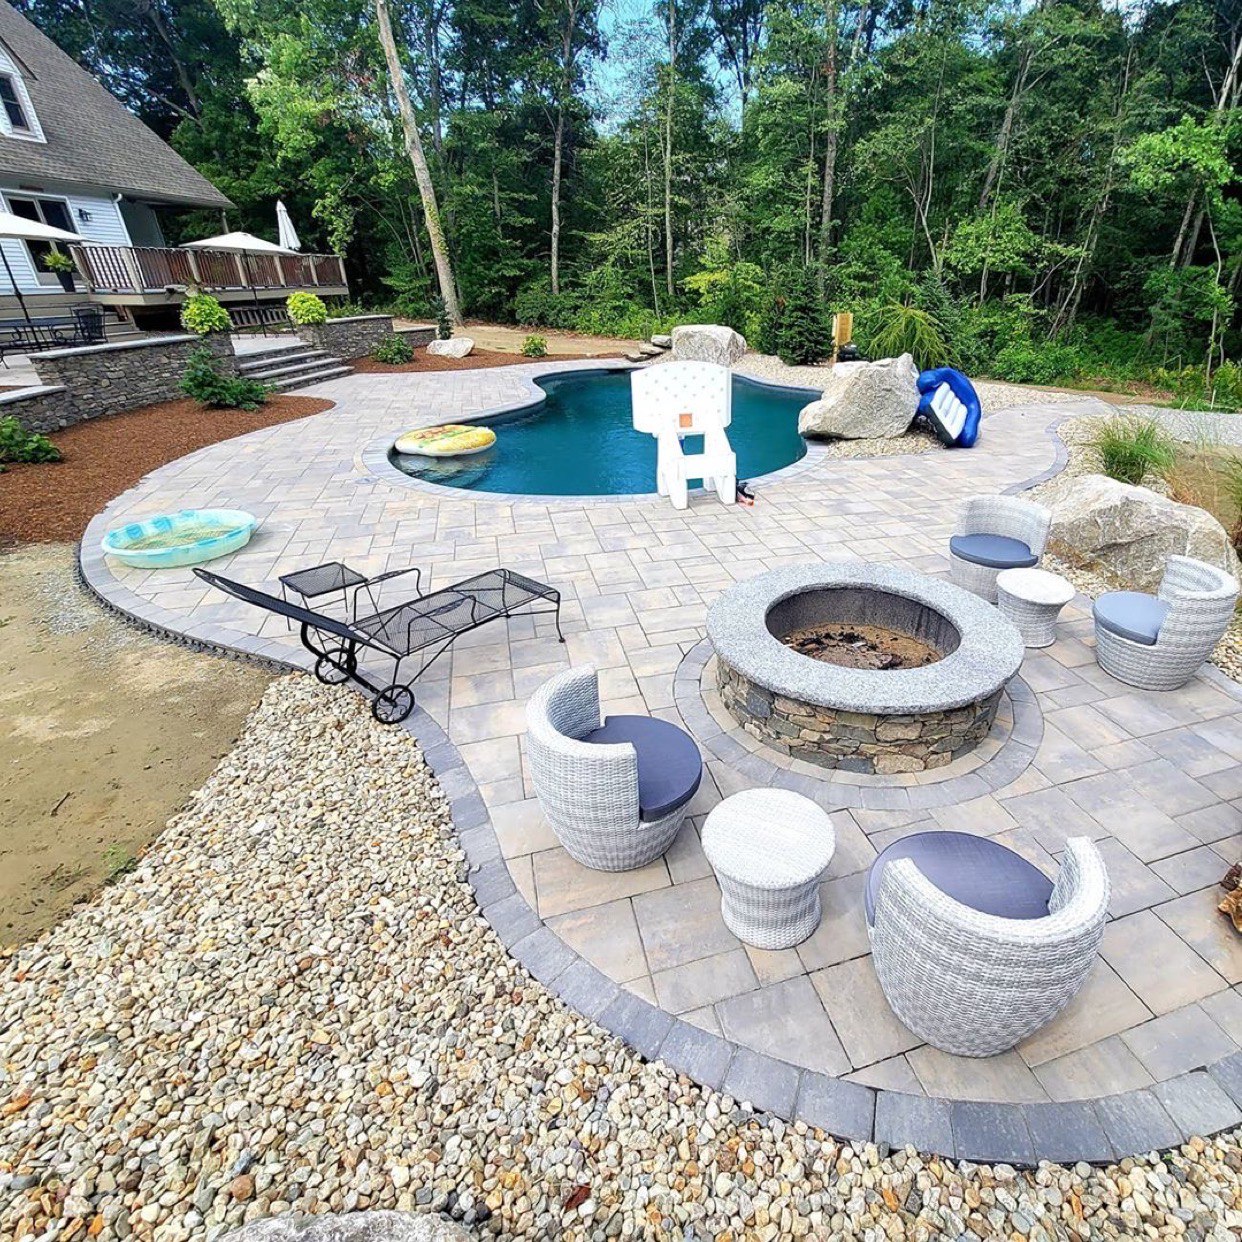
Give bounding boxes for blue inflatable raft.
[917,368,981,448]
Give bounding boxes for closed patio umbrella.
[276,201,301,252]
[0,208,84,325]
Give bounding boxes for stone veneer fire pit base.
[707,562,1025,775]
[717,660,1003,773]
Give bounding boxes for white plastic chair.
[631,362,736,509]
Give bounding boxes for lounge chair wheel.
[372,684,415,724]
[314,647,355,685]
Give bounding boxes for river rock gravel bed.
[2,675,1241,1241]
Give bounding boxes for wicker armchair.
[948,495,1052,602]
[525,666,701,872]
[1094,556,1239,692]
[869,836,1109,1057]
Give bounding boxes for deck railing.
[68,245,348,297]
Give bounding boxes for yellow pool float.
[394,424,497,457]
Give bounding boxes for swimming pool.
[388,368,817,497]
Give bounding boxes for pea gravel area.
[2,675,1241,1241]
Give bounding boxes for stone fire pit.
[707,563,1024,773]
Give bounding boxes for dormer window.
[0,74,29,131]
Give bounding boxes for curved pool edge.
[361,360,827,504]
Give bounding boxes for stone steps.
[238,347,351,389]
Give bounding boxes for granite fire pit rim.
[706,562,1025,715]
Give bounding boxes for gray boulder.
[671,324,747,366]
[225,1211,474,1242]
[797,354,919,440]
[650,333,672,349]
[1046,472,1241,592]
[427,337,474,359]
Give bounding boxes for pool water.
[389,368,816,496]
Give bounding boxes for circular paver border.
[74,544,1242,1167]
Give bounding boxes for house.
[0,1,346,331]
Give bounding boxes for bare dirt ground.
[393,319,642,356]
[0,545,272,945]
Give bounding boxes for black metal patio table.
[196,563,563,723]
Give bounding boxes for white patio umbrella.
[181,231,297,255]
[275,201,302,252]
[181,231,299,308]
[0,209,84,325]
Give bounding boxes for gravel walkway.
[2,677,1240,1241]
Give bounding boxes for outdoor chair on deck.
[631,360,736,510]
[1093,555,1238,691]
[948,495,1052,603]
[196,562,563,725]
[866,832,1109,1057]
[526,666,702,871]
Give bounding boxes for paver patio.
[78,360,1242,1157]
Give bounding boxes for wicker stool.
[702,789,835,950]
[996,567,1075,647]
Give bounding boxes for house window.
[6,196,76,283]
[0,75,29,131]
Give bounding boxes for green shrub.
[373,334,414,365]
[180,294,232,336]
[41,250,75,274]
[432,295,453,340]
[991,339,1084,386]
[1090,417,1176,486]
[286,292,328,325]
[865,302,956,370]
[521,335,548,358]
[0,415,61,468]
[180,347,269,410]
[514,280,580,329]
[1152,362,1242,413]
[764,268,831,366]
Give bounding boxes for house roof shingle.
[0,2,232,210]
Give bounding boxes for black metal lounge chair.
[194,563,564,724]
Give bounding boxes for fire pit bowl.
[707,563,1024,773]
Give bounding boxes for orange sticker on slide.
[679,412,693,429]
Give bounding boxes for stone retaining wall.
[396,325,435,348]
[716,660,1002,774]
[302,314,395,359]
[10,333,237,433]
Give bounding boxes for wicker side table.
[996,567,1075,647]
[702,789,835,950]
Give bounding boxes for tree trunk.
[549,1,579,298]
[816,0,839,285]
[978,42,1032,212]
[663,1,677,299]
[551,107,565,295]
[374,0,461,322]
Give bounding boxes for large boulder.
[1046,472,1241,592]
[225,1212,474,1242]
[427,337,474,359]
[797,353,919,440]
[671,324,747,366]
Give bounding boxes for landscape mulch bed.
[0,394,333,546]
[353,348,622,374]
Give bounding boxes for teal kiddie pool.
[101,509,258,569]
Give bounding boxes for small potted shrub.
[180,293,233,336]
[41,249,77,293]
[287,291,328,325]
[521,335,548,358]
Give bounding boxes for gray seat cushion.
[1093,590,1169,646]
[949,533,1038,570]
[865,830,1054,926]
[585,715,702,822]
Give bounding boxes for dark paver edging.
[75,539,1242,1167]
